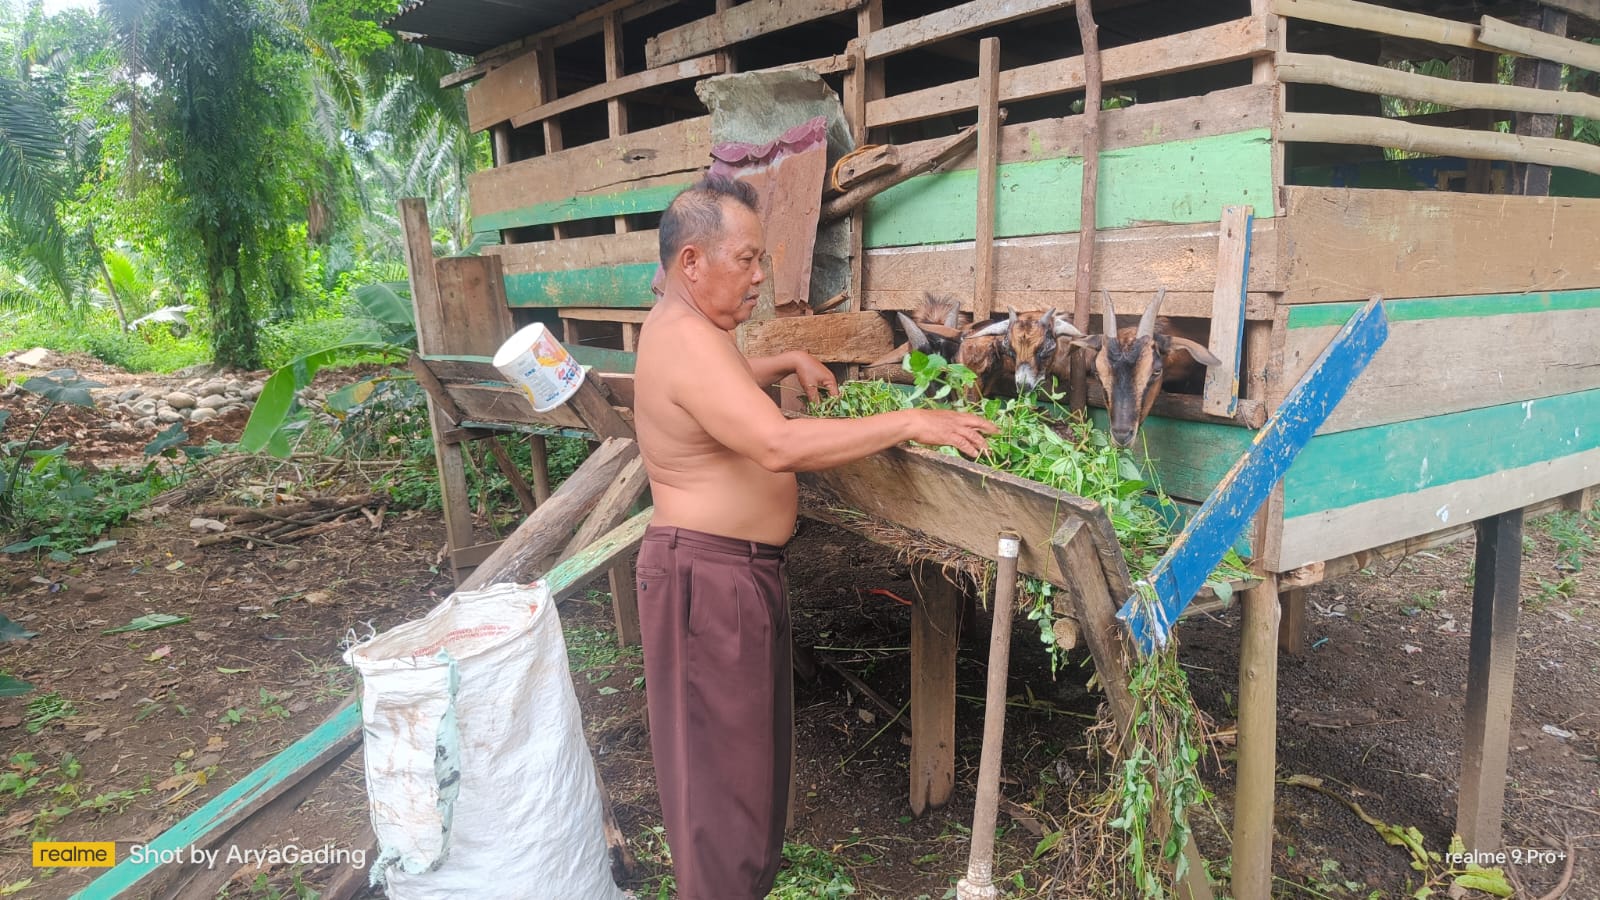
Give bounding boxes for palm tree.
[0,12,73,307]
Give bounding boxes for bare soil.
[2,358,1596,898]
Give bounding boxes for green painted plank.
[1092,409,1254,504]
[73,705,362,898]
[1282,387,1600,519]
[1289,288,1600,329]
[80,510,654,898]
[474,181,689,232]
[503,263,658,308]
[864,129,1274,248]
[569,344,637,374]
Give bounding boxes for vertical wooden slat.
[715,0,739,74]
[604,13,633,236]
[1202,205,1252,417]
[844,40,868,312]
[1512,7,1566,196]
[538,41,570,241]
[1465,50,1500,194]
[1457,509,1522,852]
[909,561,962,816]
[1070,0,1102,412]
[529,434,553,504]
[401,199,476,582]
[973,37,1001,320]
[1252,0,1287,201]
[1234,571,1281,900]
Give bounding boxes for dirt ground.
[3,358,1596,898]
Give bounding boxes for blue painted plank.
[1117,297,1390,654]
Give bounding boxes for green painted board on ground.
[1288,288,1600,329]
[474,181,689,232]
[571,345,637,374]
[863,128,1273,248]
[503,263,658,308]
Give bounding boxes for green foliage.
[770,842,857,899]
[25,692,76,734]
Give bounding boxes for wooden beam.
[1280,188,1600,303]
[736,311,895,363]
[1278,586,1306,654]
[563,454,649,561]
[1269,0,1498,54]
[1279,111,1600,176]
[605,11,632,236]
[443,0,681,90]
[646,0,865,68]
[832,144,898,191]
[975,37,1001,321]
[821,125,980,222]
[1201,206,1253,418]
[1277,51,1600,120]
[1456,509,1522,853]
[466,50,545,132]
[908,561,962,816]
[568,376,637,441]
[863,0,1074,61]
[468,117,708,228]
[867,16,1267,127]
[487,230,659,274]
[1481,12,1600,71]
[432,255,517,355]
[866,219,1286,298]
[511,55,724,129]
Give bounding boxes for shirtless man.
[633,176,996,899]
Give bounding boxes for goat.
[964,307,1086,395]
[898,298,1089,400]
[1068,289,1222,448]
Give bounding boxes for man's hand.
[904,409,998,459]
[791,351,838,404]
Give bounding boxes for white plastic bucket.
[492,323,585,412]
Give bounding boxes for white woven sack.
[344,580,624,900]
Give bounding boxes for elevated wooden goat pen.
[390,0,1600,895]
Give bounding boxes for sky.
[40,0,96,13]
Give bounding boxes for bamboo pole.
[1278,51,1600,120]
[1270,0,1498,54]
[1070,0,1101,414]
[1234,571,1281,900]
[1481,13,1600,72]
[955,531,1021,900]
[1280,111,1600,176]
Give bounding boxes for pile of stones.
[105,377,264,431]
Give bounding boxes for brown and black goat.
[1070,289,1223,448]
[897,298,1087,400]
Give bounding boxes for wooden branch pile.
[192,494,387,550]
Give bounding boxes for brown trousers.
[637,525,792,900]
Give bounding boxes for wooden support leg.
[1234,573,1280,900]
[909,562,961,815]
[529,434,552,503]
[1457,509,1522,852]
[487,436,537,514]
[1278,586,1306,656]
[608,566,641,647]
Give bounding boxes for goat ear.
[899,312,931,351]
[1166,336,1223,367]
[968,318,1013,338]
[1071,335,1105,352]
[1052,318,1085,338]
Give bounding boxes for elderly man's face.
[692,200,765,330]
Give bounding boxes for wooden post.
[1511,6,1566,197]
[849,0,884,314]
[973,38,1001,321]
[1278,586,1305,655]
[1457,508,1522,852]
[1467,50,1502,194]
[1234,572,1280,900]
[909,561,962,815]
[401,199,476,583]
[529,434,552,504]
[1069,0,1102,414]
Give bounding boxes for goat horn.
[1100,291,1118,340]
[1042,307,1057,324]
[1137,288,1167,339]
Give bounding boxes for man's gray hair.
[659,175,759,268]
